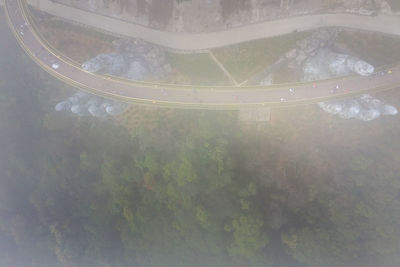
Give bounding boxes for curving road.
[4,0,400,109]
[25,0,400,51]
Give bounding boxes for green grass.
[165,52,229,86]
[30,8,115,43]
[211,32,310,82]
[273,66,300,84]
[336,31,400,67]
[28,6,312,86]
[29,8,115,63]
[387,0,400,12]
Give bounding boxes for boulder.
[82,53,128,75]
[303,48,374,81]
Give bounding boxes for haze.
[1,1,400,267]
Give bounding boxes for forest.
[1,11,400,267]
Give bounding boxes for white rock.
[68,96,80,105]
[105,104,125,115]
[88,105,107,117]
[357,109,381,121]
[55,101,70,111]
[303,48,374,81]
[381,104,398,115]
[82,53,128,75]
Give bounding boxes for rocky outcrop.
[255,28,397,122]
[254,29,338,85]
[75,38,172,118]
[81,38,171,81]
[55,91,127,117]
[303,48,374,81]
[290,29,339,70]
[318,94,398,121]
[113,39,171,78]
[82,53,129,75]
[302,48,397,122]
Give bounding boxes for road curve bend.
[25,0,400,51]
[4,0,400,109]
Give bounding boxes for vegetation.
[30,8,114,64]
[386,0,400,12]
[165,52,229,85]
[336,30,400,67]
[220,0,251,19]
[212,32,309,82]
[2,10,400,267]
[30,10,309,85]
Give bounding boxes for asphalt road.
[26,0,400,51]
[4,0,400,109]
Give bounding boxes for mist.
[1,1,400,267]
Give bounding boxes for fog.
[1,2,400,267]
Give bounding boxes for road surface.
[4,0,400,109]
[25,0,400,51]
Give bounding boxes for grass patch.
[220,0,251,19]
[165,52,229,85]
[337,31,400,67]
[211,32,310,82]
[387,0,400,12]
[273,66,301,84]
[30,8,115,63]
[30,8,228,85]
